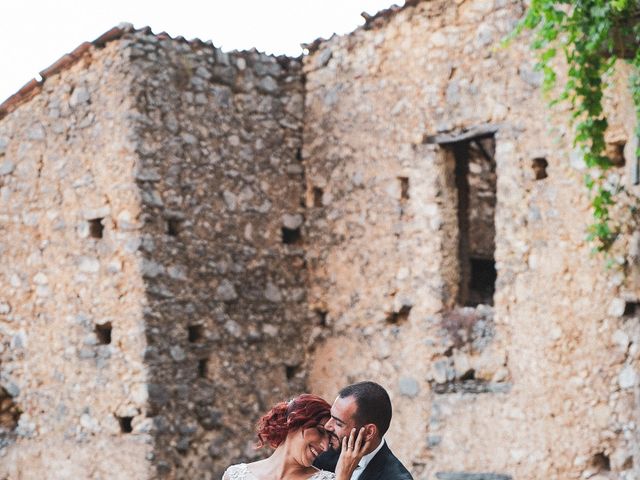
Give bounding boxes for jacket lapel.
[357,443,390,480]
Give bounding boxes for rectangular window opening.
[188,324,204,343]
[166,218,182,237]
[624,301,640,316]
[398,177,410,201]
[89,218,104,239]
[95,322,112,345]
[198,358,209,378]
[116,415,133,433]
[446,135,497,307]
[312,187,324,207]
[285,364,301,380]
[282,227,302,245]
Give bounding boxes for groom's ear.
[364,424,377,442]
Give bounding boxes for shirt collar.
[358,437,385,470]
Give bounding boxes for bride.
[222,394,369,479]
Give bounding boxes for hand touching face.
[335,427,372,480]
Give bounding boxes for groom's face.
[324,395,360,444]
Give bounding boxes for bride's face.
[289,420,334,467]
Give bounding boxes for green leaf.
[509,0,640,255]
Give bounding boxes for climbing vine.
[512,0,640,253]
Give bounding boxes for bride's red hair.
[256,393,331,448]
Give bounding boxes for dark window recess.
[286,364,300,380]
[446,135,497,307]
[385,305,412,324]
[89,218,104,239]
[188,324,204,343]
[313,187,324,207]
[95,322,112,345]
[532,157,548,180]
[117,415,133,433]
[296,148,303,161]
[166,218,182,236]
[398,177,410,200]
[282,227,302,245]
[198,358,209,378]
[467,258,497,307]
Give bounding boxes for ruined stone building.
[1,0,639,479]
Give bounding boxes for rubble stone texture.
[302,1,640,480]
[0,28,306,480]
[0,1,639,479]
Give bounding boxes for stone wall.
[303,1,640,479]
[2,2,640,479]
[124,32,306,479]
[0,38,152,478]
[0,28,306,479]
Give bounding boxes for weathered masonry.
[0,25,307,480]
[1,1,640,479]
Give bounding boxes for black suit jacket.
[314,442,413,480]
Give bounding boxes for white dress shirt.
[351,438,386,480]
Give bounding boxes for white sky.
[0,0,400,103]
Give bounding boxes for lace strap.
[223,464,250,480]
[310,471,336,480]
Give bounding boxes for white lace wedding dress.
[222,463,335,479]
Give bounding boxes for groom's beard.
[328,435,342,453]
[330,428,364,452]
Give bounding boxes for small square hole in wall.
[312,187,323,207]
[285,364,300,380]
[95,322,112,345]
[88,218,104,239]
[0,387,21,431]
[607,141,626,167]
[624,301,640,316]
[591,452,611,472]
[166,218,182,237]
[116,415,133,433]
[532,158,548,180]
[282,227,302,245]
[198,358,209,378]
[314,309,328,327]
[385,305,412,324]
[398,177,410,200]
[188,324,204,343]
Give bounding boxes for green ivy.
[511,0,640,253]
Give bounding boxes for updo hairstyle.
[256,393,331,448]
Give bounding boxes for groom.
[314,381,413,480]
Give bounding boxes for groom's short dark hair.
[339,381,392,436]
